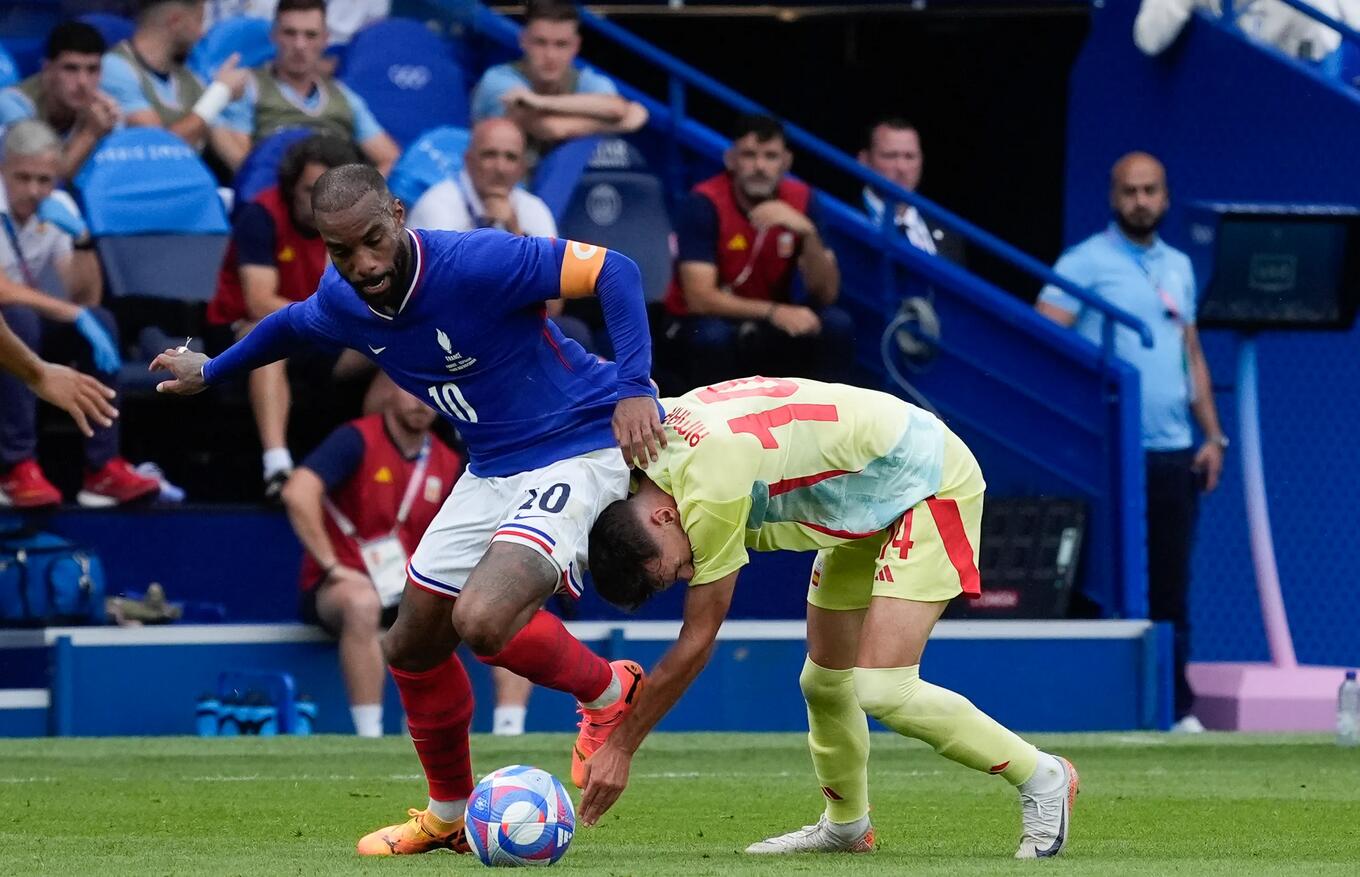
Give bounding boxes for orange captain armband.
[558,240,608,299]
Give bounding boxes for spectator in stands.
[1134,0,1358,62]
[0,22,120,180]
[205,0,389,52]
[406,117,595,350]
[664,113,852,388]
[220,0,400,174]
[101,1,253,170]
[858,116,965,266]
[471,0,647,154]
[0,120,158,508]
[205,133,374,501]
[1037,151,1227,735]
[281,374,464,738]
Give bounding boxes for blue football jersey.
[284,228,651,477]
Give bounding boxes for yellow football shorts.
[807,427,985,610]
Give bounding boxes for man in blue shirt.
[471,0,647,150]
[151,163,662,856]
[0,22,119,180]
[1037,151,1227,734]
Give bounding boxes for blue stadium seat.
[0,42,18,89]
[387,124,470,208]
[558,141,673,302]
[74,128,229,304]
[78,13,135,49]
[340,18,468,147]
[232,126,312,211]
[188,17,274,82]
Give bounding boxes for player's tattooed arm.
[579,573,738,825]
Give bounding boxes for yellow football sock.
[854,665,1038,786]
[800,656,871,823]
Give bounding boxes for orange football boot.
[571,659,646,788]
[356,807,470,856]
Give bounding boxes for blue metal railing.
[570,7,1154,352]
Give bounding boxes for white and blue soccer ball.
[465,764,575,867]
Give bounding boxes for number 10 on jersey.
[427,381,479,422]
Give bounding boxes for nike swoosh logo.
[513,514,548,521]
[369,345,387,354]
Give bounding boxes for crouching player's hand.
[579,741,633,826]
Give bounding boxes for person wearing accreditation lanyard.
[281,374,464,738]
[580,377,1079,859]
[1037,151,1228,734]
[0,120,159,509]
[150,162,664,857]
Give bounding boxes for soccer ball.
[465,764,575,867]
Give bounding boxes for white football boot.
[745,814,875,854]
[1015,755,1079,859]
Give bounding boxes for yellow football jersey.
[648,377,947,585]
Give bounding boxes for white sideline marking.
[0,619,1151,649]
[0,689,48,708]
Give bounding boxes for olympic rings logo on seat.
[387,65,432,90]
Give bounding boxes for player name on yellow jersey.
[648,377,950,584]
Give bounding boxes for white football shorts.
[406,446,629,600]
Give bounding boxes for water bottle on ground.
[1338,670,1360,747]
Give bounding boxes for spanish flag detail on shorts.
[374,466,393,484]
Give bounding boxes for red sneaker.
[0,459,61,508]
[77,457,159,507]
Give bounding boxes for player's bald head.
[312,163,393,218]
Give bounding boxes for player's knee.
[852,666,918,721]
[799,657,851,707]
[451,601,510,656]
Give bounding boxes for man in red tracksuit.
[281,376,464,737]
[664,113,853,389]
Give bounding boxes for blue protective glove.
[36,195,89,243]
[74,308,121,374]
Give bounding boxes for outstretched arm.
[151,301,320,394]
[579,573,738,824]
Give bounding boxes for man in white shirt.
[857,117,965,266]
[408,118,556,237]
[0,119,158,508]
[1134,0,1360,61]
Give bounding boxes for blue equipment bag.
[0,532,106,626]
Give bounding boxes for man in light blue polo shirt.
[1037,151,1228,734]
[470,0,646,152]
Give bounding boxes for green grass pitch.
[1,732,1357,875]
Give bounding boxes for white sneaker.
[745,814,874,854]
[1170,715,1206,734]
[1015,756,1079,859]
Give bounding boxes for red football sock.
[390,654,474,803]
[480,609,612,703]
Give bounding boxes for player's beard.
[350,235,412,313]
